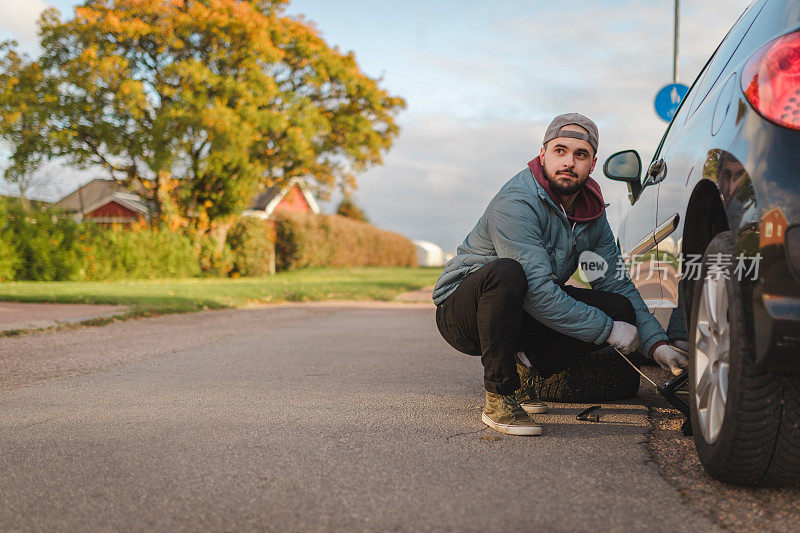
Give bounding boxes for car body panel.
[612,0,800,369]
[618,181,662,306]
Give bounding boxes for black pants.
[435,258,636,394]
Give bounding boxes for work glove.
[653,344,689,376]
[606,321,639,354]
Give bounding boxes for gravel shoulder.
[641,366,800,532]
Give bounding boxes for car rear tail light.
[742,30,800,130]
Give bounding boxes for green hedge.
[0,197,264,281]
[228,217,275,277]
[0,232,18,281]
[0,200,21,281]
[274,211,417,270]
[1,199,84,280]
[79,226,200,280]
[197,233,234,277]
[0,197,415,280]
[0,198,199,281]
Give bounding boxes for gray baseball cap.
[543,113,599,154]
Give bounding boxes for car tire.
[689,231,800,486]
[532,346,640,402]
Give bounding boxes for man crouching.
[432,113,687,436]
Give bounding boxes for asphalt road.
[0,303,717,531]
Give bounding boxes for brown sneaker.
[515,352,548,414]
[481,391,543,436]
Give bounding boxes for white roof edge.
[263,177,320,217]
[241,209,270,220]
[293,178,321,215]
[82,195,149,217]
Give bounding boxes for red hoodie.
[528,156,605,223]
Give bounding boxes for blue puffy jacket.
[432,157,668,357]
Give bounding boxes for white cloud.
[345,1,755,250]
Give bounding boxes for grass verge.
[0,267,440,318]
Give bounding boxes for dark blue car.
[604,0,800,486]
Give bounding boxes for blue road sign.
[654,83,689,122]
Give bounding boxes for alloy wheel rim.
[694,274,731,444]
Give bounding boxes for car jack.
[612,346,693,436]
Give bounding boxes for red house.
[55,177,319,226]
[241,177,320,219]
[54,179,149,225]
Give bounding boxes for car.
[602,0,800,486]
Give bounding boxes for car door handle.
[626,234,658,260]
[654,214,680,245]
[648,158,667,184]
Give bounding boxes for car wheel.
[532,346,640,402]
[689,231,800,486]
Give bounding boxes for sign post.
[674,0,680,83]
[654,1,686,123]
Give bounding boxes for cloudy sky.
[1,0,752,251]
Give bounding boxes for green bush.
[228,217,275,277]
[78,226,200,280]
[0,197,201,281]
[0,233,18,281]
[197,233,234,277]
[0,198,415,280]
[0,198,84,280]
[0,201,20,280]
[274,211,417,270]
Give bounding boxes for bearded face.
[542,155,591,196]
[538,125,596,199]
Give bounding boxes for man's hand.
[606,321,639,354]
[653,344,689,376]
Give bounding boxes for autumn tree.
[336,197,368,223]
[0,43,56,209]
[23,0,404,240]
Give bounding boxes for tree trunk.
[153,170,170,223]
[17,190,30,212]
[209,221,233,256]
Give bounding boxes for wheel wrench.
[611,345,692,436]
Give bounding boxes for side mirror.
[603,150,642,182]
